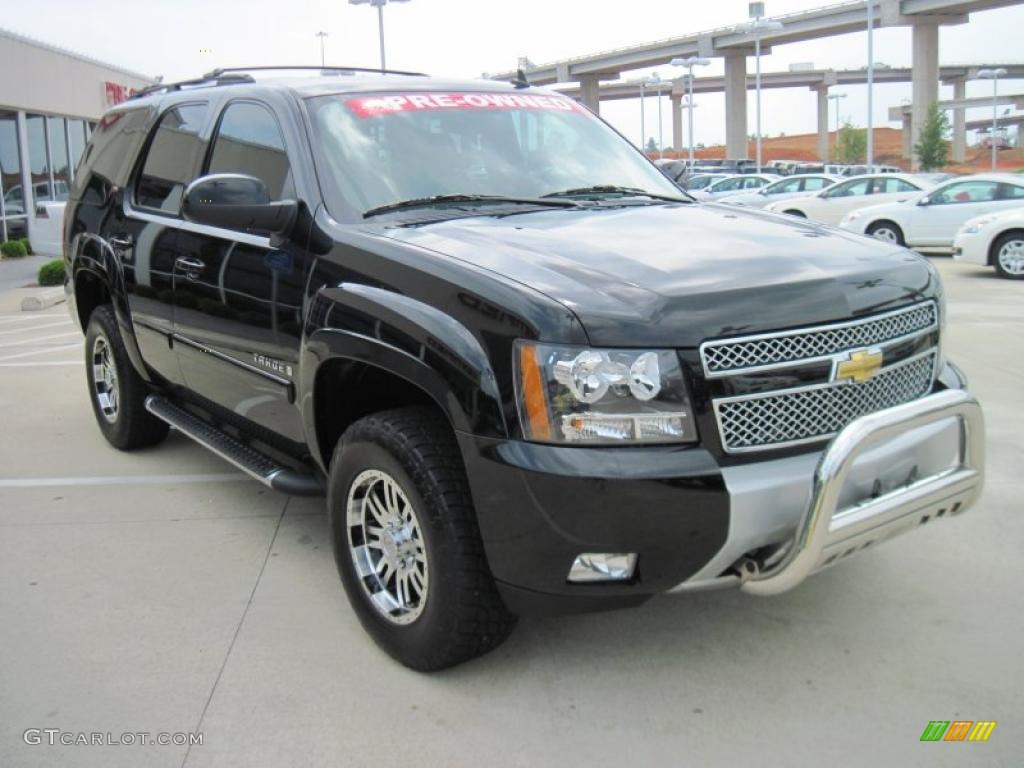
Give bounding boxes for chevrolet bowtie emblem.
[834,348,884,383]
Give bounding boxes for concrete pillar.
[578,75,601,115]
[902,112,913,160]
[671,93,683,153]
[724,50,748,160]
[814,86,829,162]
[910,22,940,169]
[951,77,967,163]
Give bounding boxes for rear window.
[70,107,154,203]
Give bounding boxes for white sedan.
[717,174,839,209]
[690,173,780,201]
[763,173,930,225]
[953,207,1024,279]
[838,174,1024,252]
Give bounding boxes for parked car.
[64,67,984,670]
[764,173,932,225]
[679,172,728,191]
[953,207,1024,279]
[689,173,780,201]
[32,201,67,256]
[838,174,1024,251]
[655,159,688,184]
[717,174,838,208]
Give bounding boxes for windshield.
[307,90,683,216]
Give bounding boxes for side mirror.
[182,174,297,238]
[917,196,930,206]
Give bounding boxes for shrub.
[17,238,33,255]
[37,259,65,286]
[1,240,28,258]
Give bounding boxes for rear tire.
[867,220,905,246]
[327,406,516,671]
[992,232,1024,279]
[84,305,168,450]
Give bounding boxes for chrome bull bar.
[741,388,985,596]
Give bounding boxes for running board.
[144,395,324,497]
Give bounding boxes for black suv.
[63,67,985,670]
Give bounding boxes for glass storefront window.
[26,114,51,202]
[48,116,70,201]
[69,118,87,174]
[1,110,26,242]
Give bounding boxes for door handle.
[109,234,133,250]
[174,257,206,279]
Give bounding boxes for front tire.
[992,232,1024,279]
[84,305,168,450]
[327,407,516,671]
[867,221,905,246]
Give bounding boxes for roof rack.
[128,64,427,101]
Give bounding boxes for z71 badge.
[253,354,293,378]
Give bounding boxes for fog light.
[568,553,637,583]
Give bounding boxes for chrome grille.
[715,351,937,452]
[701,302,938,376]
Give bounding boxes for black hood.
[379,202,939,347]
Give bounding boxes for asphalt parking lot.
[0,257,1020,768]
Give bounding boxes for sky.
[3,0,1023,148]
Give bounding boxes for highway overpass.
[492,0,1024,164]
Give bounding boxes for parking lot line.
[0,320,72,336]
[0,313,68,324]
[0,473,247,488]
[0,330,81,348]
[0,360,82,367]
[0,342,80,361]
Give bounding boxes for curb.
[21,287,66,312]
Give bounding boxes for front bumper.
[951,230,988,265]
[458,380,983,616]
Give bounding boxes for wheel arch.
[988,228,1024,266]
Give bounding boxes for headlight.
[514,341,697,444]
[959,216,994,235]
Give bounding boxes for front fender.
[299,283,507,467]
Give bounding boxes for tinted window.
[998,182,1024,199]
[826,179,869,198]
[136,104,208,213]
[208,102,293,200]
[802,177,831,192]
[73,108,154,202]
[931,180,998,205]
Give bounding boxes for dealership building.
[0,27,154,244]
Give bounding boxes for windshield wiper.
[363,194,579,218]
[541,185,690,203]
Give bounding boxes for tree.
[646,137,658,153]
[914,102,950,171]
[835,122,867,164]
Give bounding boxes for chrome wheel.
[997,238,1024,276]
[91,335,119,423]
[346,469,429,625]
[871,226,900,244]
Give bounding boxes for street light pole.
[671,56,711,166]
[315,31,328,67]
[349,0,411,71]
[978,67,1007,171]
[866,0,874,171]
[738,6,783,173]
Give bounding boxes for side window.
[775,178,802,193]
[802,177,829,192]
[715,178,741,192]
[931,181,999,205]
[207,102,294,200]
[71,108,153,203]
[825,179,868,198]
[135,104,208,213]
[998,183,1024,200]
[894,179,919,193]
[744,177,765,189]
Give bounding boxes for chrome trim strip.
[699,301,938,378]
[740,388,984,596]
[122,198,272,249]
[171,333,292,387]
[711,348,937,454]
